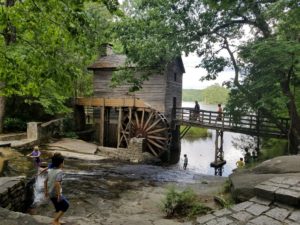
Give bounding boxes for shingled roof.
[87,54,128,70]
[88,44,185,72]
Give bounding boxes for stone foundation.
[97,138,156,163]
[27,119,64,143]
[0,176,33,212]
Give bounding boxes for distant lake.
[173,101,246,177]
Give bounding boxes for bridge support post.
[210,129,226,175]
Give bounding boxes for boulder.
[229,155,300,202]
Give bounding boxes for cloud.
[182,54,234,89]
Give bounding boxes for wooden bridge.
[173,107,290,175]
[173,107,289,138]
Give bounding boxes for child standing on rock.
[44,154,69,225]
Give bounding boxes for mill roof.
[88,53,185,73]
[87,54,128,70]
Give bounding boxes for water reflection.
[179,101,246,177]
[179,129,244,177]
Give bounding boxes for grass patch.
[180,126,212,138]
[161,187,212,219]
[211,179,235,209]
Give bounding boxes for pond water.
[174,101,246,177]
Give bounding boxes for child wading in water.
[183,154,188,170]
[44,154,69,225]
[27,145,41,168]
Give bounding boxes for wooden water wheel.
[118,107,171,157]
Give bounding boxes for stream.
[29,157,226,224]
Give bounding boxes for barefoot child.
[44,154,69,225]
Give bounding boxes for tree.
[114,0,300,153]
[0,0,116,131]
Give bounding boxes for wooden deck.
[174,108,289,138]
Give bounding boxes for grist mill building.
[75,44,185,162]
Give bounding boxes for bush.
[63,131,78,139]
[4,117,27,132]
[180,126,212,138]
[260,138,287,160]
[162,187,211,219]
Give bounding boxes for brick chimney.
[100,43,113,57]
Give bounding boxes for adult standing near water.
[27,145,41,168]
[244,147,251,164]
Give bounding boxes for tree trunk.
[280,72,300,154]
[0,0,16,133]
[0,97,5,133]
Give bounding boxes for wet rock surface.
[0,157,226,225]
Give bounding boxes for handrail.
[174,107,289,138]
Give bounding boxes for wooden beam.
[99,107,104,146]
[76,97,150,108]
[117,107,122,148]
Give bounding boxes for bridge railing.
[174,107,289,137]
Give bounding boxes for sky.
[182,54,235,90]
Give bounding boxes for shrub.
[63,131,78,139]
[180,126,212,138]
[4,117,27,132]
[260,138,287,160]
[162,187,211,219]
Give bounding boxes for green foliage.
[115,0,300,152]
[162,187,211,219]
[0,1,116,115]
[183,84,229,104]
[260,139,288,160]
[182,89,202,102]
[214,180,235,208]
[180,126,211,139]
[3,117,26,132]
[62,131,79,139]
[222,179,231,194]
[201,84,229,104]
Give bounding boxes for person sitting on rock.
[236,157,245,168]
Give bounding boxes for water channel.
[175,102,245,177]
[0,101,250,223]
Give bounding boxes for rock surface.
[46,138,108,160]
[47,138,98,154]
[229,155,300,202]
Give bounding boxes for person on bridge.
[216,104,223,121]
[194,101,200,120]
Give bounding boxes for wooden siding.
[93,70,167,113]
[76,97,149,108]
[164,62,183,119]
